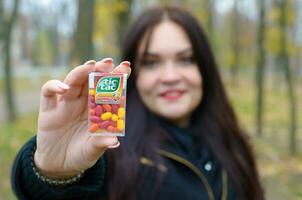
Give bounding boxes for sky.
[35,0,249,14]
[36,0,258,18]
[21,0,257,34]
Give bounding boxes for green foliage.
[94,0,130,57]
[265,0,298,56]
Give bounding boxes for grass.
[0,73,301,199]
[225,75,302,200]
[0,113,37,200]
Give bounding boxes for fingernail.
[101,58,113,64]
[58,83,70,90]
[107,141,120,149]
[120,61,131,67]
[84,60,96,65]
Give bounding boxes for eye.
[178,56,195,65]
[140,58,161,69]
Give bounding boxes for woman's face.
[135,21,203,127]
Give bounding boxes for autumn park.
[0,0,301,199]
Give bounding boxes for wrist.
[34,150,81,179]
[32,149,85,186]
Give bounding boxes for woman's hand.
[34,58,131,178]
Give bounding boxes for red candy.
[90,102,96,109]
[99,120,113,129]
[90,116,101,123]
[112,104,119,113]
[95,105,103,116]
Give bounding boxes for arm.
[11,58,131,200]
[12,136,107,200]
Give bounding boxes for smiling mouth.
[160,90,185,101]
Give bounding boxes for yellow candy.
[117,119,125,131]
[89,89,95,96]
[118,107,125,119]
[111,114,118,122]
[101,112,112,120]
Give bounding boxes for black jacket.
[11,124,236,200]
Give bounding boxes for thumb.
[85,136,120,162]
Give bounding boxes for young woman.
[12,5,264,200]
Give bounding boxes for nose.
[160,61,181,84]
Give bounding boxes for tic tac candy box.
[88,72,127,136]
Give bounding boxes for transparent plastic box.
[88,72,127,136]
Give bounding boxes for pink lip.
[159,89,185,101]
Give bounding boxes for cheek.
[136,72,156,97]
[192,75,202,88]
[186,70,203,102]
[187,68,203,90]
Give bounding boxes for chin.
[159,110,187,121]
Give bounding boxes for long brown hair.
[106,5,264,200]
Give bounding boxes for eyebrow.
[141,48,193,58]
[177,48,193,56]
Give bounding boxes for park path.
[0,66,67,123]
[0,91,40,123]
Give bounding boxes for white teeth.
[168,92,178,96]
[165,91,180,96]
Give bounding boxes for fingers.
[41,80,70,97]
[63,58,115,99]
[64,60,96,86]
[94,58,114,73]
[94,59,131,77]
[64,58,129,88]
[39,59,130,110]
[82,58,114,97]
[84,60,96,65]
[85,136,120,162]
[90,135,120,149]
[40,80,70,111]
[112,61,132,78]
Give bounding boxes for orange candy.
[90,109,95,115]
[113,127,120,132]
[107,125,115,132]
[103,104,112,112]
[89,123,99,132]
[119,96,126,107]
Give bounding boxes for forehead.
[138,21,192,55]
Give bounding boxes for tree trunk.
[0,1,3,39]
[116,0,133,46]
[205,0,215,38]
[256,0,266,136]
[0,0,20,122]
[50,15,60,66]
[230,0,240,86]
[71,0,95,65]
[278,0,297,155]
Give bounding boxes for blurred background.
[0,0,301,199]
